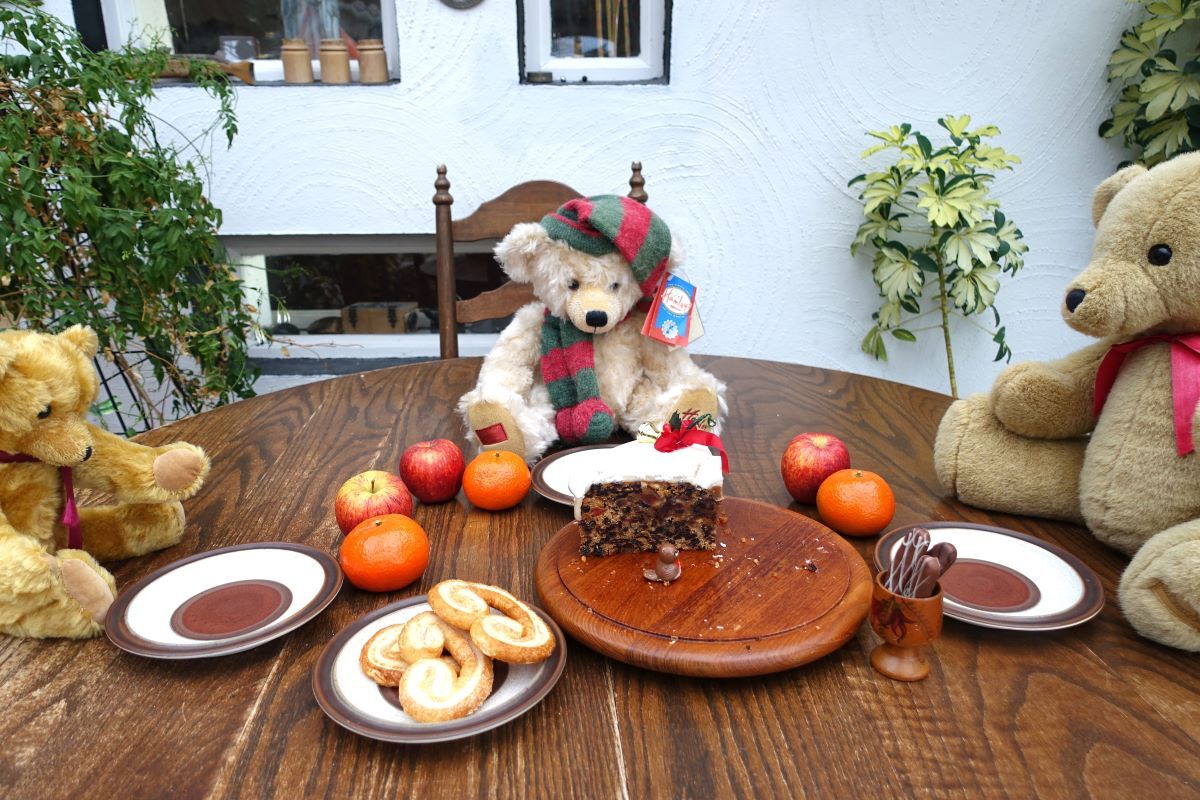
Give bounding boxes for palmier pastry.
[397,611,494,723]
[359,618,459,687]
[428,579,556,664]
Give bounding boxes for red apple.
[334,470,413,534]
[399,439,465,503]
[781,433,851,504]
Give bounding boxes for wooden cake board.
[534,497,872,677]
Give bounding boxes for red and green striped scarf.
[540,310,615,444]
[538,195,672,445]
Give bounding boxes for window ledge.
[522,76,667,86]
[154,78,401,88]
[249,333,500,360]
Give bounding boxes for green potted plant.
[1101,0,1200,165]
[849,116,1027,398]
[0,1,258,431]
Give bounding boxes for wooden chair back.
[433,162,649,358]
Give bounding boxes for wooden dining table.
[2,356,1198,799]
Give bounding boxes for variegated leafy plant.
[1101,0,1200,165]
[849,117,1026,397]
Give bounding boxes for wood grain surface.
[535,497,872,677]
[1,357,1197,799]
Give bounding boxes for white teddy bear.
[458,195,725,462]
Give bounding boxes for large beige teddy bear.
[0,326,209,638]
[459,195,725,462]
[934,152,1200,650]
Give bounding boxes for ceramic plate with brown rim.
[530,443,620,505]
[105,542,342,658]
[874,522,1104,631]
[312,595,568,744]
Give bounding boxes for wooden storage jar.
[281,38,313,84]
[318,38,350,84]
[357,39,388,84]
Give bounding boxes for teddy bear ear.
[494,223,551,284]
[58,325,99,359]
[1092,164,1148,227]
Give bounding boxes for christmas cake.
[576,441,725,556]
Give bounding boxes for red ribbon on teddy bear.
[1094,332,1200,456]
[0,452,82,548]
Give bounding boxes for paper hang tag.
[687,303,704,344]
[641,272,703,347]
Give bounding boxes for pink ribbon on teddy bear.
[0,451,82,548]
[1094,333,1200,456]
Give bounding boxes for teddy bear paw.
[467,402,526,458]
[45,554,115,623]
[1120,525,1200,651]
[153,446,207,495]
[932,394,987,495]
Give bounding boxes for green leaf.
[942,222,1000,272]
[912,251,939,273]
[1139,0,1196,42]
[851,211,901,255]
[949,263,1002,314]
[1108,30,1158,80]
[877,300,902,329]
[938,115,971,140]
[861,326,888,361]
[861,124,913,157]
[916,132,933,159]
[874,248,925,301]
[891,329,917,342]
[916,179,987,227]
[1142,113,1192,158]
[1140,64,1200,120]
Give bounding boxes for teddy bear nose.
[1065,288,1087,313]
[585,310,608,328]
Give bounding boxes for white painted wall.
[72,1,1145,396]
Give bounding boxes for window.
[227,236,512,337]
[520,0,668,84]
[100,0,399,83]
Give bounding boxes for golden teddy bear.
[935,152,1200,651]
[0,326,209,638]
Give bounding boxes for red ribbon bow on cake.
[1094,332,1200,456]
[646,411,729,473]
[0,451,82,548]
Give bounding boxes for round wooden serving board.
[535,497,871,677]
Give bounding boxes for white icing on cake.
[584,441,723,490]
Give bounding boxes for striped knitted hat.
[540,195,672,298]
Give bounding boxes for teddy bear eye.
[610,282,620,291]
[37,405,51,419]
[1148,244,1173,266]
[568,279,580,291]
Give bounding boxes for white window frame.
[99,0,400,83]
[225,234,503,359]
[523,0,666,83]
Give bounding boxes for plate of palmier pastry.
[312,579,567,743]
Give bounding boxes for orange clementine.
[815,469,895,537]
[339,514,430,592]
[463,450,531,511]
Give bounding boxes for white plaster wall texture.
[84,1,1149,395]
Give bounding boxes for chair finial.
[628,161,647,204]
[434,164,452,205]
